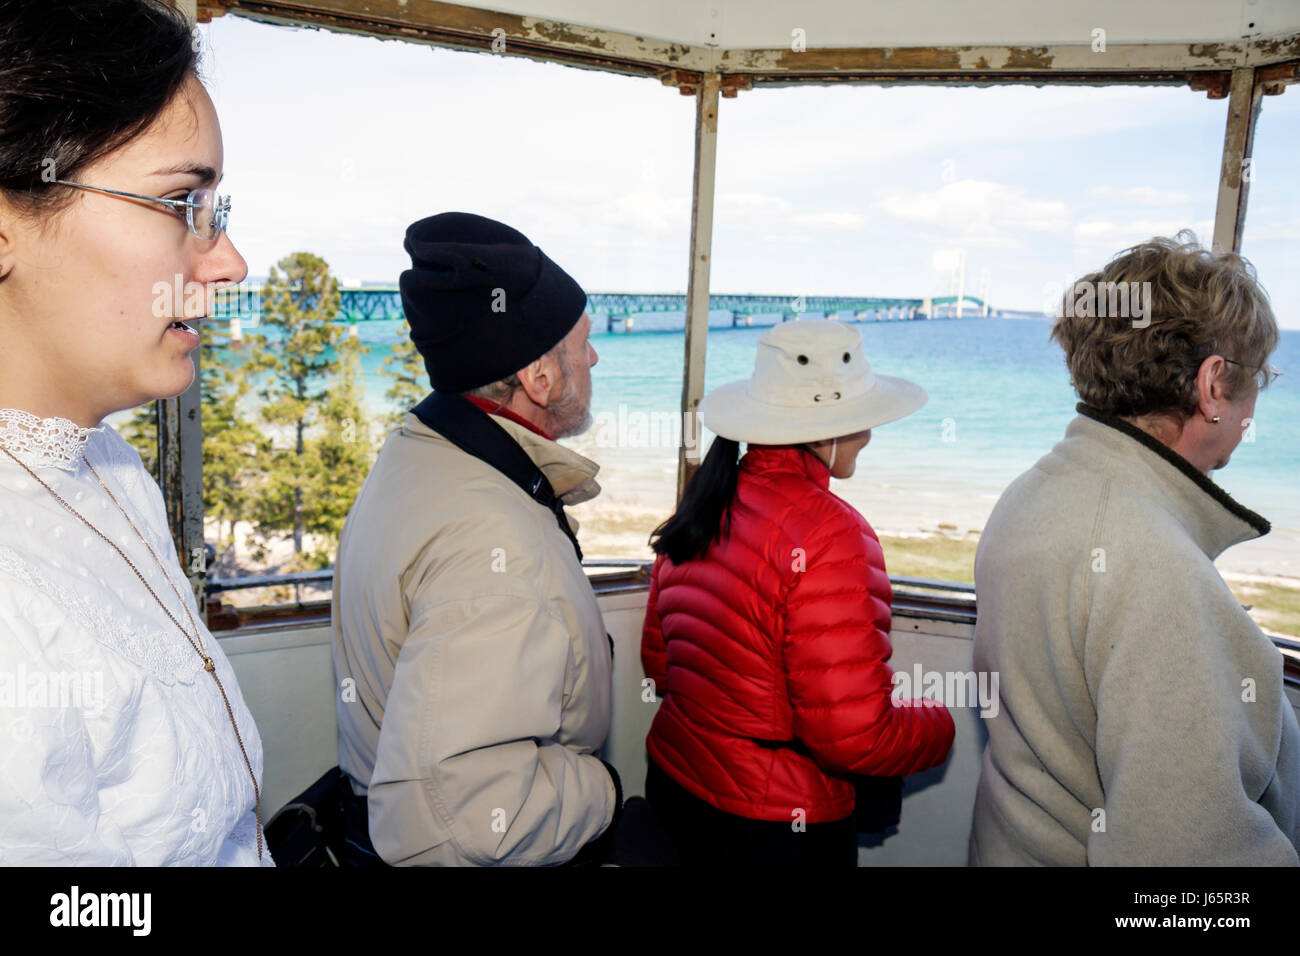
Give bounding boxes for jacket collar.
[741,443,831,490]
[463,395,554,441]
[1069,403,1268,559]
[404,410,601,507]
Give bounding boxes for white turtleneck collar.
[0,408,106,473]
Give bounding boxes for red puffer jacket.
[641,444,955,823]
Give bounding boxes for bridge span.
[211,286,995,336]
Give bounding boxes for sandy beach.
[207,492,1300,639]
[202,419,1300,639]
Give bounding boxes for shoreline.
[206,515,1300,638]
[203,512,1300,591]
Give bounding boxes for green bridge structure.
[213,287,994,335]
[577,292,994,331]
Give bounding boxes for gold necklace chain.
[0,443,264,862]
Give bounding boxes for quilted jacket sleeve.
[640,554,668,693]
[782,511,955,777]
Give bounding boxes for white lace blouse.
[0,408,270,866]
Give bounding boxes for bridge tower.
[948,248,967,319]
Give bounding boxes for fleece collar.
[1071,403,1268,559]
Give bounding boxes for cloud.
[876,179,1071,248]
[791,211,864,229]
[758,231,813,244]
[713,193,862,237]
[601,191,692,237]
[1090,185,1191,206]
[717,192,793,217]
[1072,218,1214,250]
[716,84,1202,190]
[1242,222,1300,243]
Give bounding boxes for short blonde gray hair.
[1051,231,1279,419]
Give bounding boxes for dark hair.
[0,0,199,220]
[649,437,742,565]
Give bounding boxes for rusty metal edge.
[197,1,1300,83]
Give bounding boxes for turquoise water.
[218,314,1300,574]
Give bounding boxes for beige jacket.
[331,411,616,866]
[970,407,1300,865]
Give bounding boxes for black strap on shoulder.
[410,390,583,563]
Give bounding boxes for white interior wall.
[221,596,1300,865]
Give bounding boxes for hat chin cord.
[827,437,837,471]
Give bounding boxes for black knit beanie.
[399,212,587,393]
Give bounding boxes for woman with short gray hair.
[970,232,1300,865]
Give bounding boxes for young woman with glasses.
[0,0,267,864]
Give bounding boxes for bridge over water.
[581,292,993,331]
[213,286,994,336]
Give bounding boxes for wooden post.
[1212,67,1263,254]
[158,356,207,624]
[677,73,721,503]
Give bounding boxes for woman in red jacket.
[641,319,955,866]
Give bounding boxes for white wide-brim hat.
[699,319,927,444]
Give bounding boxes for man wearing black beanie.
[331,212,623,866]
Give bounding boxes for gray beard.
[547,350,591,438]
[549,390,592,438]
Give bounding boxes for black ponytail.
[649,437,742,565]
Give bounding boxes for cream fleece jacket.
[969,404,1300,866]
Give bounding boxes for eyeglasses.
[1223,357,1282,390]
[51,178,230,241]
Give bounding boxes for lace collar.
[0,408,106,473]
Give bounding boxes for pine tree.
[243,253,373,575]
[380,319,429,432]
[300,328,375,568]
[199,313,269,576]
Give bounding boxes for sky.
[198,14,1300,327]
